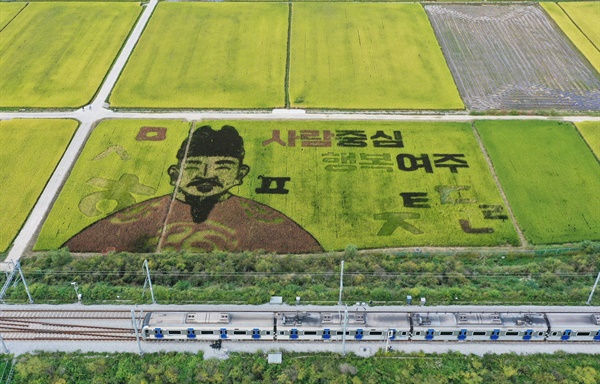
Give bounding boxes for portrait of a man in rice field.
[63,125,322,254]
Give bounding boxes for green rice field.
[0,119,78,252]
[542,2,600,73]
[289,3,464,110]
[0,2,25,30]
[34,119,191,250]
[559,2,600,49]
[576,121,600,158]
[110,3,289,109]
[0,2,140,108]
[36,120,518,252]
[476,120,600,245]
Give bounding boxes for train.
[141,308,600,342]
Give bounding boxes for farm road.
[1,0,599,271]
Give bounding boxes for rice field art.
[426,4,600,112]
[36,120,519,254]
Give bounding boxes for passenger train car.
[141,309,600,342]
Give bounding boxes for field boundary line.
[556,3,600,53]
[470,122,527,247]
[284,2,292,108]
[157,122,196,253]
[573,123,600,164]
[92,0,159,110]
[0,2,28,34]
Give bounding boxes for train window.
[552,332,558,336]
[168,331,182,335]
[266,331,271,335]
[401,332,407,336]
[304,331,318,335]
[280,331,285,335]
[506,332,519,336]
[538,332,544,336]
[233,331,246,335]
[577,332,590,336]
[369,331,383,336]
[440,332,454,336]
[201,331,214,335]
[415,332,421,336]
[473,332,486,336]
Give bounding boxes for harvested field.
[289,3,463,110]
[0,3,140,108]
[34,120,191,251]
[426,4,600,112]
[0,119,78,252]
[476,120,600,244]
[575,121,600,159]
[110,3,288,109]
[0,2,25,30]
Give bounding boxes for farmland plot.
[476,120,600,244]
[0,3,140,108]
[289,3,464,110]
[110,3,288,109]
[38,120,518,253]
[558,2,600,49]
[0,119,78,252]
[35,120,191,251]
[426,5,600,112]
[542,2,600,74]
[575,121,600,158]
[0,2,25,30]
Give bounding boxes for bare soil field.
[426,4,600,112]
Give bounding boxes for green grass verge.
[0,119,78,253]
[289,3,464,110]
[110,3,288,109]
[575,121,600,159]
[476,120,600,244]
[12,351,600,384]
[0,2,25,30]
[0,3,140,108]
[541,2,600,73]
[34,119,191,250]
[559,2,600,49]
[12,248,600,306]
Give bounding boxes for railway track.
[0,309,139,341]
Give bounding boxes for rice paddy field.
[0,2,140,108]
[0,2,25,30]
[34,119,191,251]
[558,2,600,49]
[110,3,289,109]
[0,119,78,252]
[289,3,464,110]
[576,121,600,158]
[426,4,600,111]
[476,120,600,245]
[35,120,519,253]
[541,2,600,73]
